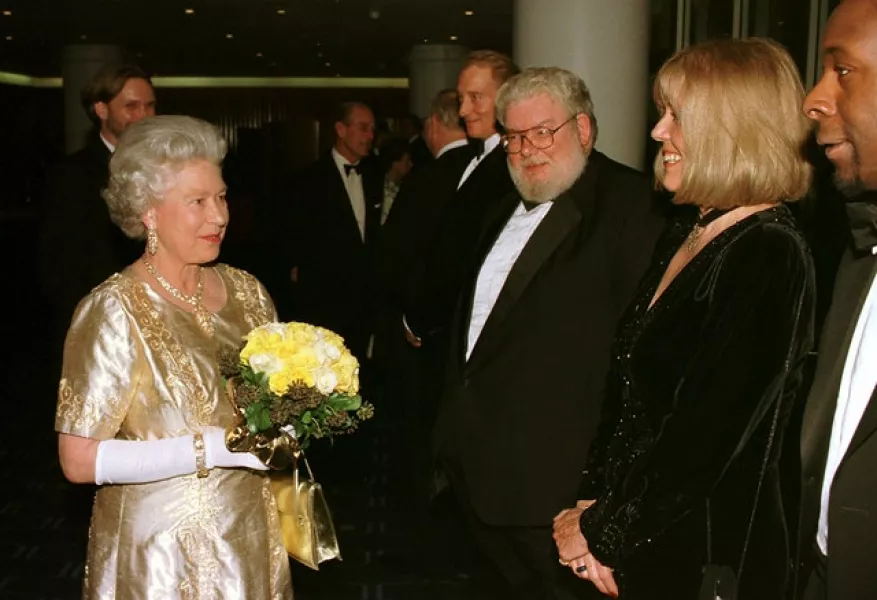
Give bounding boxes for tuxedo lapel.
[452,191,518,371]
[363,168,383,245]
[802,252,877,474]
[458,146,505,196]
[322,155,366,245]
[846,387,877,459]
[465,164,599,370]
[467,200,581,367]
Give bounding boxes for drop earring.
[147,225,158,256]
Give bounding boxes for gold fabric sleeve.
[55,277,141,440]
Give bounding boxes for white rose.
[324,344,341,361]
[248,352,284,375]
[312,341,328,364]
[314,367,338,395]
[262,323,287,338]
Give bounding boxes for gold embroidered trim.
[127,274,213,427]
[220,265,273,330]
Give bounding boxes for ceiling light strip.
[0,71,409,89]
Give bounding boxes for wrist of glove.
[95,427,268,485]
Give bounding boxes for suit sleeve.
[579,226,815,567]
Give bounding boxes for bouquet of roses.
[221,322,375,467]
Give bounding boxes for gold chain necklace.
[684,207,733,252]
[143,258,214,336]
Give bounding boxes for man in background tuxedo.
[403,50,519,361]
[433,67,665,599]
[795,1,877,598]
[39,64,156,343]
[375,90,470,535]
[284,101,382,363]
[382,89,470,350]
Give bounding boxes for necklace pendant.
[684,225,703,252]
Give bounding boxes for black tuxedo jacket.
[434,151,666,526]
[380,144,472,311]
[406,143,515,342]
[285,152,383,358]
[795,248,877,599]
[39,133,141,338]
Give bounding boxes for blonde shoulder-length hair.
[653,37,812,208]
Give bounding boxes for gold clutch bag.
[270,453,342,570]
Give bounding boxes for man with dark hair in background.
[398,111,433,169]
[283,101,382,364]
[39,63,156,344]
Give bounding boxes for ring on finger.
[558,558,570,567]
[575,565,587,574]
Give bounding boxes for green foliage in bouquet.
[219,322,375,449]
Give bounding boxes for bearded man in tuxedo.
[433,67,665,600]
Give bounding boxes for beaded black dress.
[576,205,815,599]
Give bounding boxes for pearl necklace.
[143,258,214,336]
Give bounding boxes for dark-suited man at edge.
[794,1,877,598]
[39,64,156,348]
[432,66,665,599]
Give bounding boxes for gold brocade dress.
[54,264,293,600]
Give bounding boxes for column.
[62,44,125,153]
[408,44,469,118]
[514,0,650,169]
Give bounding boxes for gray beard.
[510,149,588,203]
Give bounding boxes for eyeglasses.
[501,115,579,154]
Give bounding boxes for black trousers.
[801,545,827,600]
[445,471,599,600]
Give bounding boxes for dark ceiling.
[0,0,514,78]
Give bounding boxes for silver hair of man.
[103,115,227,240]
[495,66,599,149]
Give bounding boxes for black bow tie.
[344,163,362,176]
[468,137,486,159]
[846,200,877,255]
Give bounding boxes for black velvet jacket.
[577,205,816,599]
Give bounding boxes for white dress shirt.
[458,133,501,189]
[818,252,877,554]
[466,200,553,360]
[436,138,468,159]
[331,148,366,240]
[100,133,115,153]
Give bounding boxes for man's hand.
[553,506,589,562]
[404,327,422,348]
[553,500,618,597]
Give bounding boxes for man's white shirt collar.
[100,133,116,153]
[480,133,501,157]
[436,138,468,159]
[331,147,360,173]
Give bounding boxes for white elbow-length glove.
[94,426,268,485]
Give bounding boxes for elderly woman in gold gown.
[54,115,293,599]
